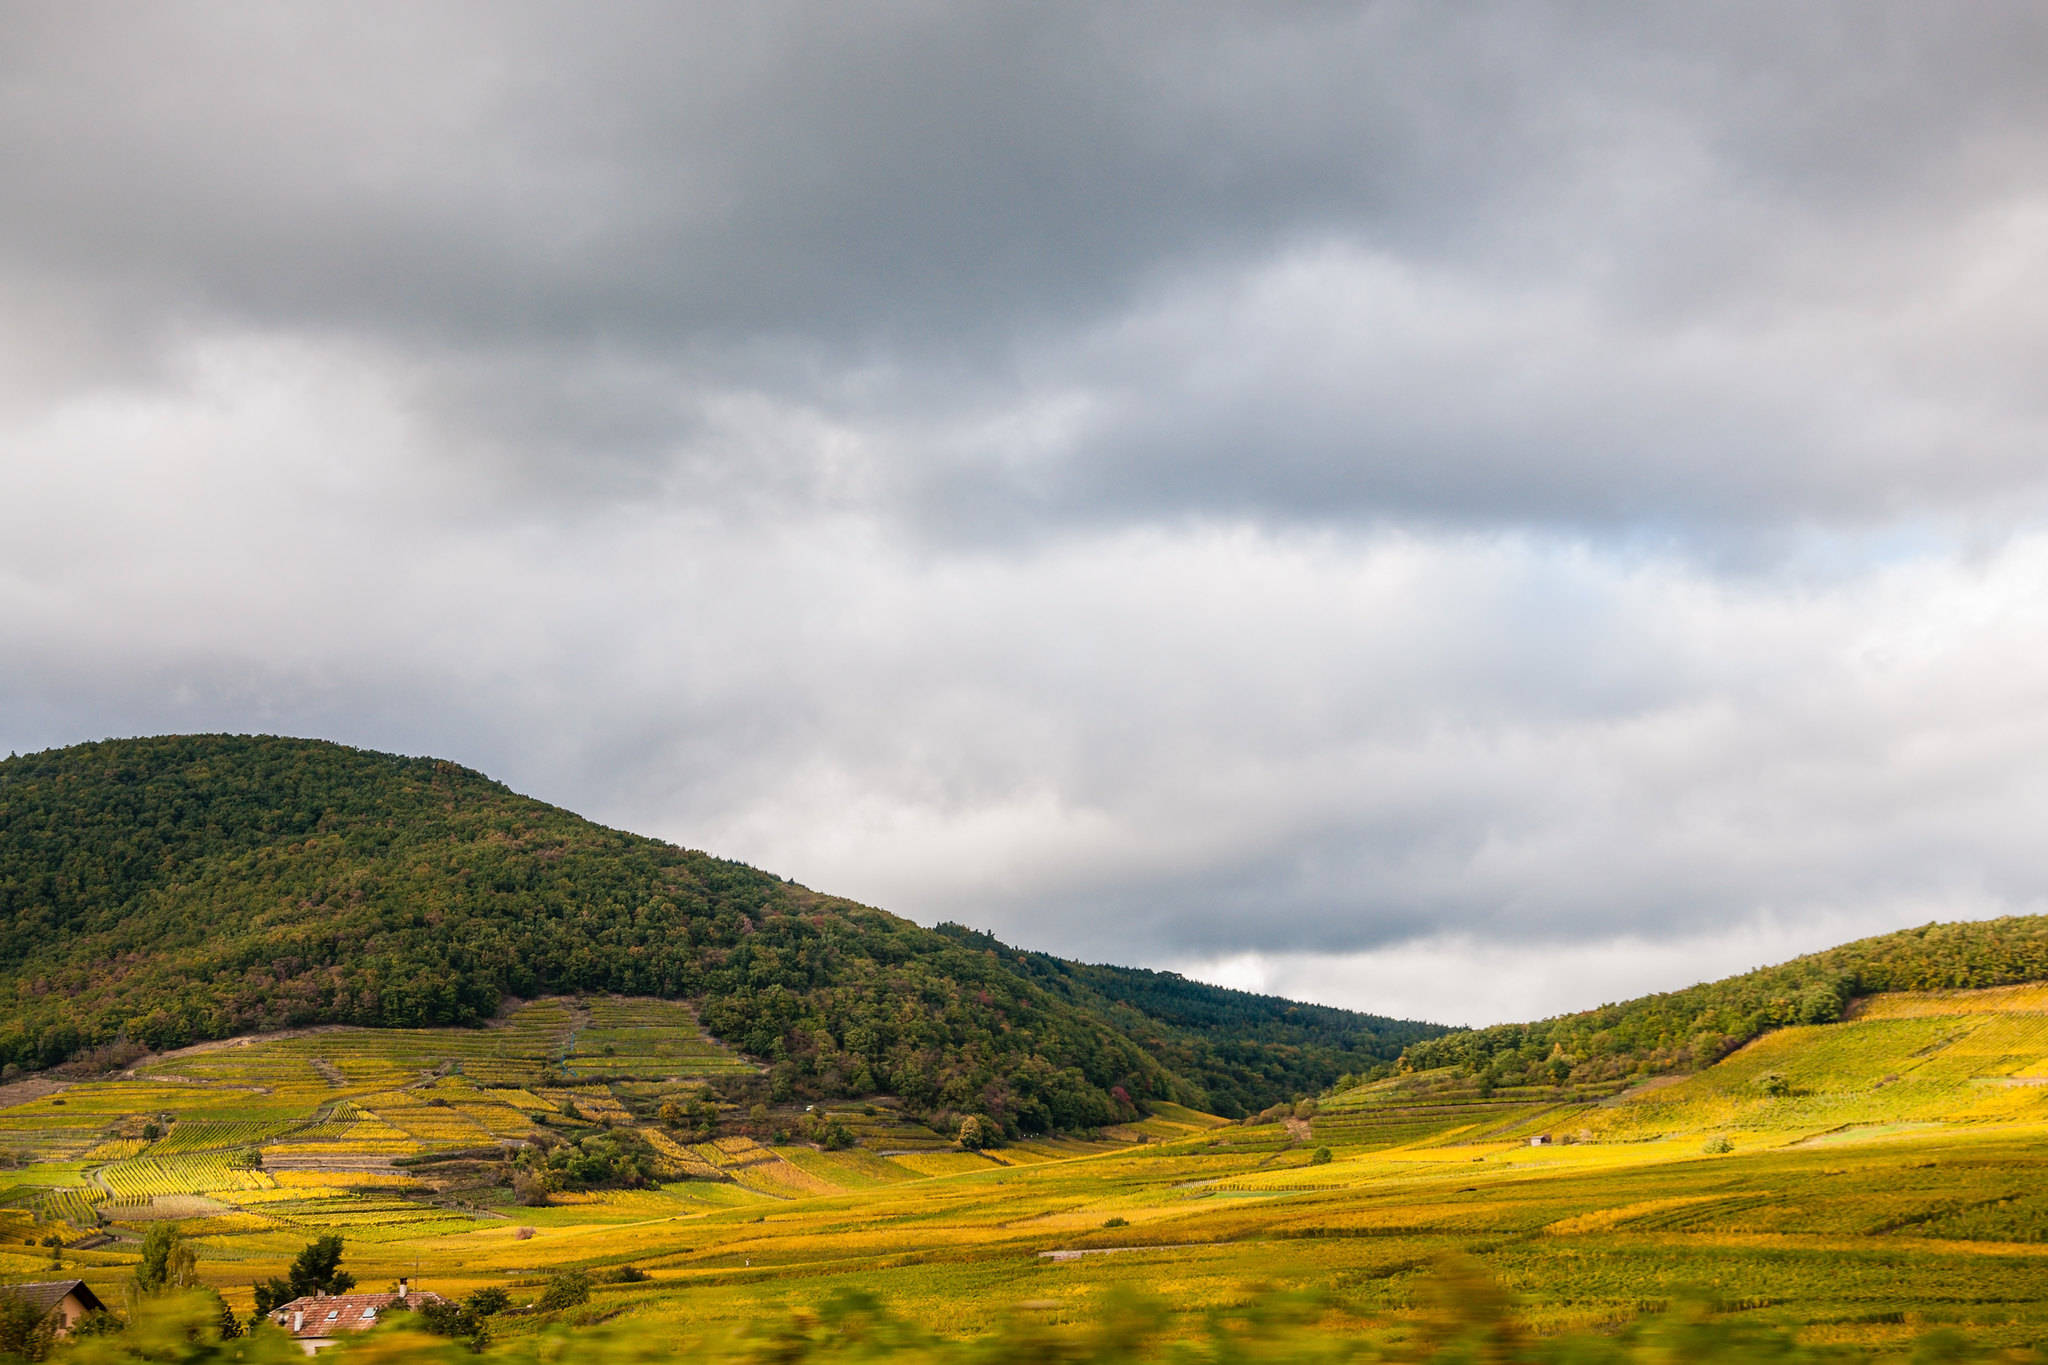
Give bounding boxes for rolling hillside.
[0,735,1442,1124]
[1327,979,2048,1154]
[1398,914,2048,1089]
[11,746,2048,1353]
[14,981,2048,1355]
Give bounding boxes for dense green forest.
[0,735,1440,1125]
[1399,916,2048,1087]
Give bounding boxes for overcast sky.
[6,3,2048,1026]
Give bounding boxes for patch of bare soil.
[0,1075,70,1110]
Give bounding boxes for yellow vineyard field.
[13,987,2048,1353]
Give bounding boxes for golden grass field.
[9,988,2048,1353]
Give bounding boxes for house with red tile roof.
[266,1281,446,1354]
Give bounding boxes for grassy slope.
[0,734,1439,1120]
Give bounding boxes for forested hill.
[933,924,1439,1119]
[1400,916,2048,1088]
[0,734,1443,1126]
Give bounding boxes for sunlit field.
[11,987,2048,1353]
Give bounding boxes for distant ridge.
[0,734,1443,1127]
[1399,915,2048,1088]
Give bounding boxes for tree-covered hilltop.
[0,734,1441,1125]
[1399,916,2048,1087]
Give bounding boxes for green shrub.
[414,1297,486,1346]
[524,1128,659,1193]
[465,1287,510,1317]
[535,1269,591,1312]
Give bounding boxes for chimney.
[292,1311,303,1333]
[398,1277,409,1299]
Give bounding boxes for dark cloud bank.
[5,3,2048,1022]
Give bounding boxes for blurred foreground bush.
[22,1274,2041,1365]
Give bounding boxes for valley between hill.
[12,735,2048,1355]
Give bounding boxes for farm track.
[1038,1242,1230,1260]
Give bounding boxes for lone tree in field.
[136,1224,198,1293]
[253,1234,355,1317]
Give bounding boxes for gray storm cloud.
[4,2,2048,1021]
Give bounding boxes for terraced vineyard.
[97,1154,272,1199]
[34,1186,98,1226]
[153,1120,291,1154]
[0,992,1139,1255]
[1311,1076,1626,1151]
[561,998,759,1080]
